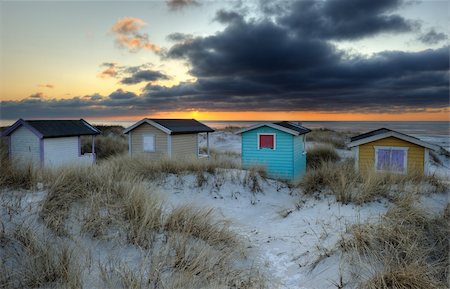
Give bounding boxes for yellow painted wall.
[358,137,424,174]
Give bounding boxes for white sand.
[1,130,449,288]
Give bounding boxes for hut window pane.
[376,148,406,173]
[259,134,274,149]
[143,135,155,152]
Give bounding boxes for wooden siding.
[171,134,198,159]
[130,123,168,158]
[293,134,307,180]
[358,136,425,174]
[241,126,294,180]
[10,126,40,166]
[44,136,79,167]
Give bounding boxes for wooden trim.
[78,136,81,157]
[257,133,276,150]
[206,132,210,157]
[128,132,132,156]
[352,146,359,170]
[124,118,171,135]
[2,119,44,139]
[236,123,300,136]
[167,134,172,157]
[196,133,199,158]
[92,135,96,163]
[348,131,439,151]
[39,138,44,167]
[80,118,101,134]
[424,148,430,175]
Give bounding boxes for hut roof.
[1,119,100,138]
[124,118,214,135]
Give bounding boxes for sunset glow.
[0,1,448,121]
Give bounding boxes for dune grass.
[0,223,81,289]
[0,139,40,190]
[299,160,447,204]
[105,154,239,180]
[306,145,341,169]
[81,134,128,160]
[29,156,266,288]
[341,199,449,288]
[306,128,352,149]
[164,205,238,248]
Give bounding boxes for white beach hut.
[2,119,100,167]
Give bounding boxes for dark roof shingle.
[274,121,311,135]
[350,128,392,142]
[149,118,214,134]
[2,119,100,138]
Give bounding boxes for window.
[143,134,155,152]
[375,147,407,173]
[258,134,275,149]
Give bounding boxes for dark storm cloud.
[166,32,193,42]
[167,18,342,77]
[0,89,144,119]
[2,0,449,119]
[108,89,138,99]
[278,0,417,40]
[97,62,170,85]
[418,29,448,45]
[121,70,169,85]
[160,6,448,112]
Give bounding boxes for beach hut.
[2,119,100,167]
[236,122,311,181]
[348,128,439,175]
[123,118,214,159]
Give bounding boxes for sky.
[0,0,449,121]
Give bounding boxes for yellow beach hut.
[348,128,439,175]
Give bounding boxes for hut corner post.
[207,132,210,158]
[92,135,96,163]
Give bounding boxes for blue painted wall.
[241,126,307,181]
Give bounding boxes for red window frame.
[259,134,274,149]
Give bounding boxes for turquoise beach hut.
[236,122,311,181]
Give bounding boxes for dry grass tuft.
[2,141,268,288]
[0,224,81,289]
[300,160,448,204]
[81,135,128,160]
[123,183,164,248]
[306,145,341,169]
[0,140,40,190]
[81,125,128,160]
[105,154,238,181]
[341,198,449,288]
[307,128,351,149]
[41,166,97,234]
[164,205,239,248]
[362,262,442,289]
[243,166,266,193]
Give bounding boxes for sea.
[1,119,449,149]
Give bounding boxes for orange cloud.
[97,63,118,79]
[111,17,160,53]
